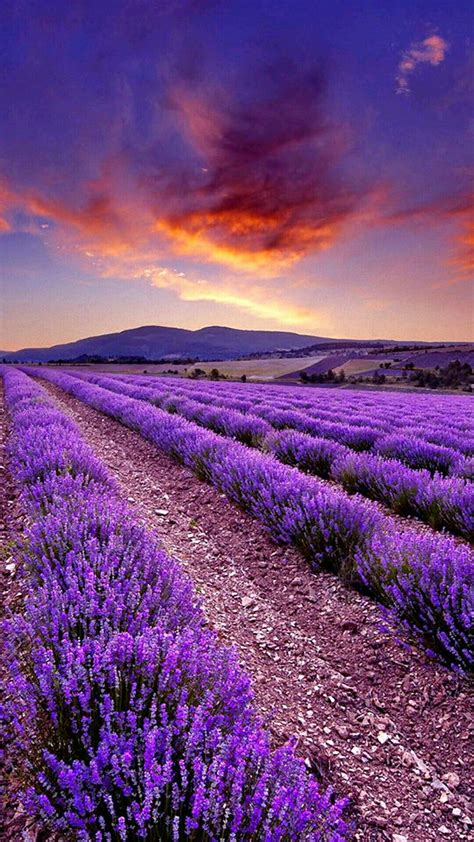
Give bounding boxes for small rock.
[335,725,349,739]
[127,496,135,503]
[442,772,460,788]
[377,731,390,745]
[370,816,388,828]
[392,835,408,842]
[155,509,168,516]
[438,826,450,835]
[241,596,254,609]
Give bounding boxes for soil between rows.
[7,380,474,841]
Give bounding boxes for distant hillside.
[2,325,463,364]
[2,325,334,362]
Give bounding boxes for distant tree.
[209,368,220,380]
[338,369,346,383]
[241,374,247,382]
[408,360,472,390]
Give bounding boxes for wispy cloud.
[453,217,474,278]
[396,34,448,95]
[385,191,474,283]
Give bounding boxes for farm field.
[62,355,328,380]
[1,366,472,841]
[332,359,394,377]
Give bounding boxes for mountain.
[1,325,336,362]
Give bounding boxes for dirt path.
[43,382,474,841]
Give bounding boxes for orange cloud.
[386,192,474,282]
[454,217,474,277]
[155,214,339,276]
[0,162,153,257]
[157,72,371,273]
[79,248,322,327]
[396,34,448,95]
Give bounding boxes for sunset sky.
[1,0,473,350]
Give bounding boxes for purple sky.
[1,0,473,349]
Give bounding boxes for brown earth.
[34,380,474,842]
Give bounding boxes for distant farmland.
[59,355,328,380]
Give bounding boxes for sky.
[1,0,473,350]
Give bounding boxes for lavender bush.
[374,433,469,477]
[355,531,473,670]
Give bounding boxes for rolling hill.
[1,325,334,362]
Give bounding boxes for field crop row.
[59,371,473,540]
[30,368,474,670]
[118,374,473,447]
[81,372,474,473]
[3,367,349,839]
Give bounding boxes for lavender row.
[72,372,473,476]
[167,381,474,460]
[31,368,474,670]
[60,371,473,538]
[270,431,473,542]
[114,373,473,446]
[3,367,348,840]
[66,370,473,441]
[168,382,473,451]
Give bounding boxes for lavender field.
[3,1,473,838]
[1,366,473,841]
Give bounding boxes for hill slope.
[2,325,333,362]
